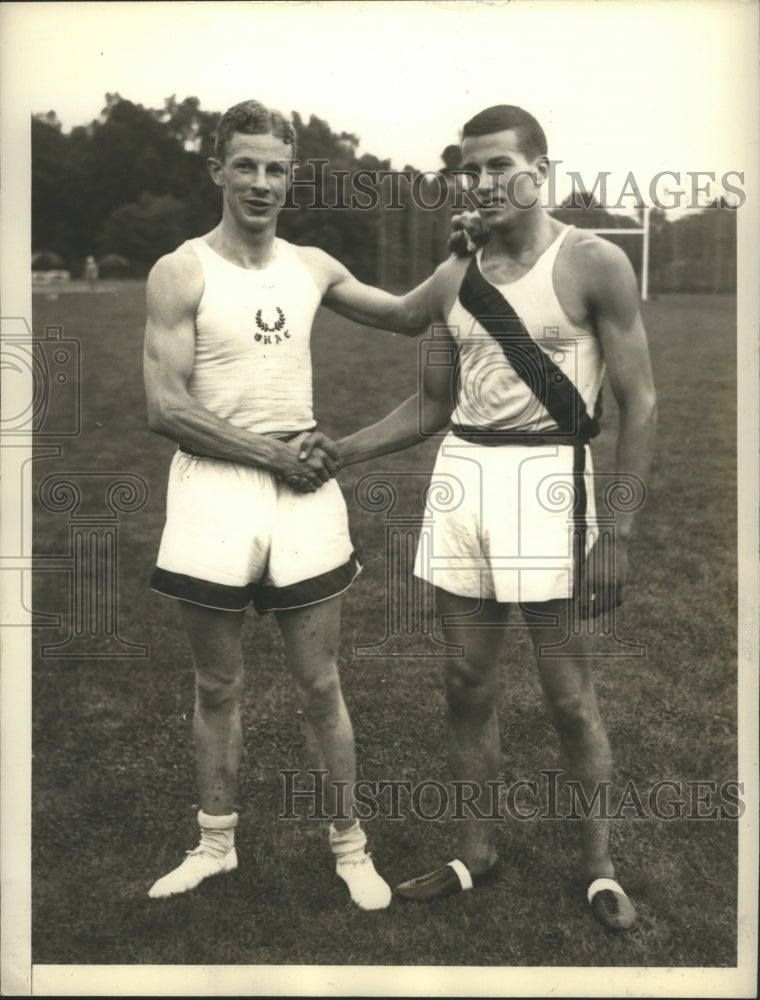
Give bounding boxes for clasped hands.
[280,431,342,493]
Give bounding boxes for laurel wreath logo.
[255,307,287,333]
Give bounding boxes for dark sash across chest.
[455,256,600,444]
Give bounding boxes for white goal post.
[589,207,650,301]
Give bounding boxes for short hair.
[214,99,297,161]
[462,105,547,161]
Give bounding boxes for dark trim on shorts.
[150,551,362,615]
[150,567,254,611]
[451,424,590,447]
[253,551,363,614]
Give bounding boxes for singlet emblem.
[254,307,290,344]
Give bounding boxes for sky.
[3,0,758,208]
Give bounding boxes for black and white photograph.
[1,1,758,996]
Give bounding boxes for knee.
[445,659,497,718]
[195,668,244,711]
[546,692,599,741]
[296,670,342,722]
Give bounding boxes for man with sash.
[305,105,657,930]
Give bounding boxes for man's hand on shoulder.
[448,211,490,256]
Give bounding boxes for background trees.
[32,94,736,291]
[31,95,390,281]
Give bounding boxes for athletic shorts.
[150,450,361,613]
[413,432,597,604]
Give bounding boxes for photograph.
[1,1,757,996]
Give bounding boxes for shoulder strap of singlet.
[545,223,573,259]
[530,224,573,279]
[186,237,222,273]
[474,224,573,279]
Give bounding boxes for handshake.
[280,431,342,494]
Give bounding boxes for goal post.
[588,206,651,300]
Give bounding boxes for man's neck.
[484,208,556,262]
[209,218,279,269]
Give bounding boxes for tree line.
[32,95,735,292]
[32,94,390,282]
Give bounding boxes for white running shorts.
[151,450,361,613]
[413,433,597,604]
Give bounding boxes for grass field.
[30,284,740,970]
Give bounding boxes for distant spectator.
[84,255,99,289]
[440,144,462,179]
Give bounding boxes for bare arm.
[336,330,456,466]
[580,239,657,616]
[296,246,433,336]
[143,249,333,488]
[293,344,454,474]
[293,258,464,476]
[588,240,657,539]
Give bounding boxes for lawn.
[29,285,741,975]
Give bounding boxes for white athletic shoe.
[148,847,238,899]
[336,850,392,911]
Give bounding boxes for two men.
[143,99,432,908]
[316,104,656,931]
[145,97,656,932]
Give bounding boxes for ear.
[533,154,550,188]
[287,158,299,190]
[207,156,224,188]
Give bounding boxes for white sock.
[197,810,237,857]
[329,822,391,911]
[329,820,367,857]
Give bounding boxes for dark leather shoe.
[587,877,638,931]
[394,858,500,902]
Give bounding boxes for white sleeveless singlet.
[186,236,322,435]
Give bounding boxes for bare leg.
[437,588,509,875]
[179,601,246,815]
[148,601,244,898]
[277,595,391,909]
[521,599,614,882]
[276,596,354,830]
[304,720,326,771]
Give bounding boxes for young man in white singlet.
[306,105,657,930]
[143,100,434,908]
